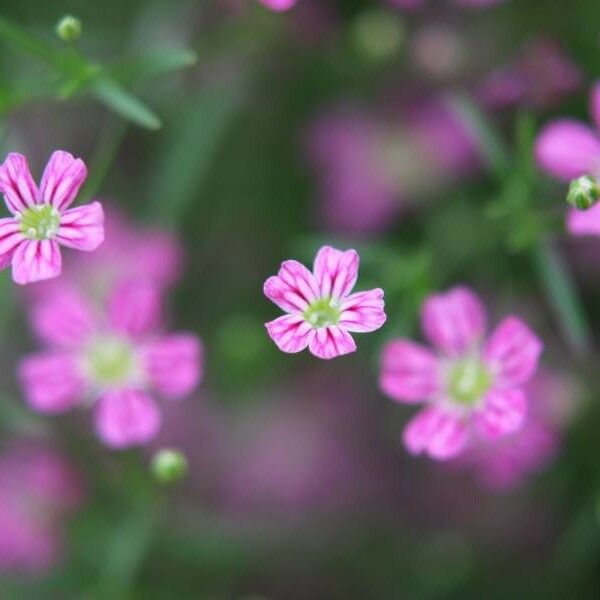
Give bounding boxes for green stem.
[531,240,592,356]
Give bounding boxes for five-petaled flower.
[379,286,543,460]
[264,245,386,359]
[18,282,202,449]
[0,151,104,285]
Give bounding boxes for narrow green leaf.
[91,76,162,130]
[110,48,197,83]
[147,80,244,224]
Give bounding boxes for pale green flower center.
[303,297,341,329]
[447,359,491,407]
[84,336,137,386]
[20,204,60,240]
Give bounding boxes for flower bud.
[567,175,600,210]
[55,15,82,43]
[151,449,188,484]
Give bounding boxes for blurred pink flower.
[264,245,386,359]
[0,442,84,573]
[0,151,104,285]
[380,286,543,460]
[258,0,297,11]
[479,39,581,111]
[306,97,482,234]
[28,207,183,304]
[453,369,575,490]
[535,82,600,182]
[19,283,202,449]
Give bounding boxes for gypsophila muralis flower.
[379,286,543,460]
[264,245,386,359]
[0,151,104,285]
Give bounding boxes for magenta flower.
[258,0,297,11]
[0,442,84,573]
[0,151,104,285]
[264,246,386,359]
[379,286,543,460]
[19,283,202,449]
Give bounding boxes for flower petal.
[0,153,38,215]
[265,314,315,353]
[566,202,600,236]
[484,316,543,387]
[421,286,487,356]
[534,120,600,181]
[18,352,85,413]
[475,388,527,439]
[94,389,161,449]
[39,150,87,212]
[29,287,95,348]
[313,246,359,300]
[108,280,162,338]
[379,340,441,403]
[402,406,468,460]
[264,260,319,313]
[339,288,386,332]
[0,217,24,270]
[308,325,356,359]
[56,202,104,251]
[11,239,62,285]
[141,334,202,399]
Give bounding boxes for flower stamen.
[20,204,60,240]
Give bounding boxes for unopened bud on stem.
[151,448,188,484]
[55,15,82,43]
[567,175,600,210]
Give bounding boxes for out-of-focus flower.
[306,97,482,234]
[535,83,600,182]
[0,442,84,573]
[19,283,202,449]
[411,25,466,80]
[258,0,297,12]
[479,39,581,111]
[380,286,543,460]
[264,246,386,359]
[28,207,182,304]
[0,151,104,285]
[454,370,575,490]
[386,0,506,9]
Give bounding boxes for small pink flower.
[0,151,104,285]
[264,246,386,359]
[379,286,543,460]
[19,283,203,449]
[0,442,84,573]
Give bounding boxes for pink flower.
[0,442,84,573]
[479,39,580,111]
[0,151,104,285]
[18,283,203,449]
[264,246,386,359]
[258,0,297,11]
[535,83,600,182]
[379,286,543,460]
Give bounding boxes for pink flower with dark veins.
[264,246,386,359]
[0,151,104,285]
[380,286,543,460]
[19,283,202,449]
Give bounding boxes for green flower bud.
[151,449,188,484]
[567,175,600,210]
[55,15,82,43]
